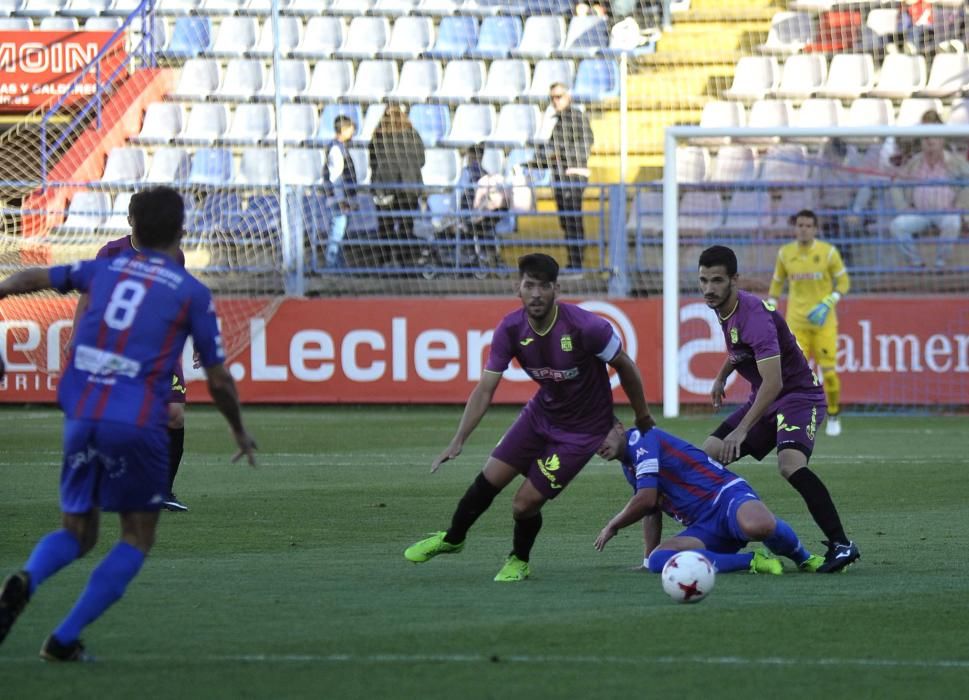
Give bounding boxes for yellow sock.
[822,369,841,416]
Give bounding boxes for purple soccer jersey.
[485,302,622,434]
[718,290,822,400]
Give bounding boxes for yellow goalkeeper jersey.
[768,240,850,325]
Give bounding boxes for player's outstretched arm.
[609,350,655,432]
[595,488,658,552]
[0,268,54,299]
[431,371,502,473]
[205,363,257,467]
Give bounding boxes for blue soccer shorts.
[675,484,762,554]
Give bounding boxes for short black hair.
[128,186,184,249]
[518,253,559,282]
[792,209,818,226]
[698,245,738,276]
[334,115,355,131]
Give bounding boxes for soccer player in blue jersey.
[594,421,822,575]
[0,186,257,662]
[697,245,859,573]
[404,253,656,581]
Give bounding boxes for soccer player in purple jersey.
[697,245,859,573]
[73,191,192,512]
[594,422,822,575]
[0,186,257,662]
[404,253,656,581]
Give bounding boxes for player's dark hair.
[792,209,818,226]
[333,115,355,132]
[698,245,737,276]
[129,186,184,250]
[518,253,559,282]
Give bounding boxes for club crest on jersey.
[560,335,573,352]
[628,430,641,444]
[730,327,739,344]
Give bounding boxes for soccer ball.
[660,551,716,604]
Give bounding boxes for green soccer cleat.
[494,555,530,582]
[404,532,465,563]
[749,550,783,575]
[798,554,825,573]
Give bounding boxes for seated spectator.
[815,139,882,267]
[897,0,934,55]
[889,111,969,268]
[576,1,610,17]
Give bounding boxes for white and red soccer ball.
[660,551,716,604]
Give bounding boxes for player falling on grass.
[594,421,823,575]
[768,209,850,437]
[698,245,859,573]
[0,186,257,662]
[73,190,193,512]
[404,253,656,581]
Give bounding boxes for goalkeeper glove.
[807,292,840,326]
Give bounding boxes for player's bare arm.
[0,267,52,298]
[595,488,659,551]
[718,355,783,464]
[205,363,258,467]
[431,370,502,473]
[609,350,655,432]
[711,357,735,409]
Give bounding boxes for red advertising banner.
[1,296,966,405]
[0,31,126,111]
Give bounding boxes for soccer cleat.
[162,493,189,512]
[817,540,860,573]
[825,416,842,437]
[404,532,465,563]
[749,550,783,575]
[0,571,30,645]
[494,555,530,582]
[798,554,825,573]
[40,635,94,662]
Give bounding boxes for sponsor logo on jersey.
[524,366,579,382]
[776,412,801,433]
[537,454,563,489]
[560,335,573,352]
[519,338,535,346]
[807,406,817,440]
[75,344,141,378]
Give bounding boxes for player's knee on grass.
[167,402,185,430]
[736,500,777,542]
[646,549,676,573]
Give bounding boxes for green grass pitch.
[1,406,968,699]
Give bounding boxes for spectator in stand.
[575,1,610,17]
[897,0,934,55]
[369,106,426,267]
[322,115,357,269]
[814,138,881,267]
[535,83,595,273]
[889,110,969,269]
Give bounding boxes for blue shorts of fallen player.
[675,483,762,554]
[60,418,169,514]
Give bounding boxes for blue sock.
[647,548,753,573]
[763,518,810,565]
[52,542,145,644]
[24,529,81,595]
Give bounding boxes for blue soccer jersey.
[50,250,225,428]
[619,428,747,527]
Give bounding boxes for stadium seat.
[215,59,265,100]
[481,147,504,175]
[130,14,167,53]
[525,59,574,101]
[506,146,550,186]
[235,149,278,186]
[244,0,296,11]
[39,16,78,30]
[439,104,496,147]
[723,56,779,102]
[336,17,391,59]
[858,7,899,55]
[691,100,746,146]
[103,0,143,16]
[354,103,386,144]
[758,144,810,183]
[426,16,478,59]
[62,0,112,17]
[281,148,322,185]
[279,0,327,14]
[478,59,531,103]
[421,148,461,187]
[304,60,354,101]
[720,189,771,234]
[710,145,756,182]
[676,146,709,183]
[372,0,418,15]
[199,0,249,14]
[381,16,434,59]
[417,0,464,15]
[740,99,794,144]
[469,16,523,60]
[253,16,302,58]
[101,147,146,183]
[678,191,723,233]
[774,54,827,100]
[759,11,815,54]
[13,0,65,17]
[869,54,926,99]
[171,59,221,100]
[920,54,969,98]
[223,104,274,145]
[210,16,258,58]
[238,194,282,238]
[794,98,844,136]
[772,189,817,229]
[0,18,30,30]
[316,104,364,142]
[133,103,185,145]
[485,103,541,147]
[104,192,134,232]
[845,98,895,128]
[345,60,398,102]
[556,15,609,59]
[186,192,242,234]
[258,59,310,100]
[292,17,346,59]
[188,148,234,185]
[176,103,229,144]
[436,59,486,102]
[571,59,620,102]
[84,16,122,31]
[144,147,191,184]
[896,97,943,126]
[155,0,203,13]
[330,0,374,13]
[408,103,450,147]
[161,17,213,59]
[61,191,109,230]
[626,188,662,235]
[511,16,565,60]
[279,102,317,144]
[947,98,969,125]
[816,54,874,99]
[391,60,442,102]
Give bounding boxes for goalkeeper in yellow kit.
[768,209,850,437]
